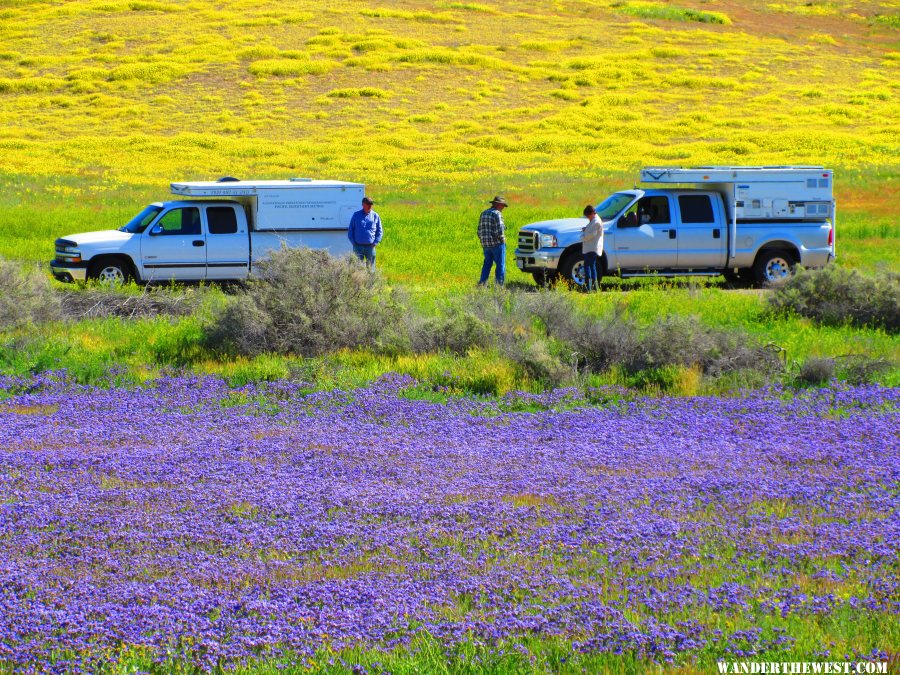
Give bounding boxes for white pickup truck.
[50,178,363,283]
[514,166,836,286]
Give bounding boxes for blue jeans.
[583,251,598,290]
[479,243,506,285]
[352,243,376,268]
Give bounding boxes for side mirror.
[149,225,163,236]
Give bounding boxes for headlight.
[539,234,557,248]
[55,239,82,262]
[55,239,80,253]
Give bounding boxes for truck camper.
[50,178,363,283]
[514,166,836,287]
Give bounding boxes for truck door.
[140,206,206,281]
[204,205,249,280]
[675,194,726,268]
[610,195,677,270]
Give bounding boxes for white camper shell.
[640,166,836,261]
[169,179,364,232]
[640,166,834,220]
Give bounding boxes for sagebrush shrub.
[460,287,569,385]
[207,258,790,387]
[406,305,493,355]
[451,288,782,382]
[542,303,781,377]
[206,247,402,357]
[798,357,836,385]
[559,307,642,374]
[639,315,783,376]
[519,290,580,338]
[840,355,892,385]
[0,259,60,330]
[768,266,899,333]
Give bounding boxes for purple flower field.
[0,373,897,673]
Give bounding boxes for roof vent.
[290,177,313,182]
[216,176,240,183]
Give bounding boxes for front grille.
[518,230,538,254]
[55,249,79,262]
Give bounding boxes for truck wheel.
[89,258,133,284]
[753,250,795,287]
[559,252,586,289]
[532,270,559,287]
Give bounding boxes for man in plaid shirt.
[477,195,508,285]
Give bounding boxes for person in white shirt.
[580,204,604,292]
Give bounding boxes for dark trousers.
[479,243,506,285]
[353,243,376,268]
[583,251,598,290]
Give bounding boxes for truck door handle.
[192,240,205,247]
[713,229,721,239]
[669,230,676,239]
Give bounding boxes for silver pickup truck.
[515,166,836,287]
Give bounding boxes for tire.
[88,257,133,284]
[559,251,586,289]
[532,270,560,287]
[753,250,795,287]
[560,251,603,291]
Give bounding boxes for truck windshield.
[596,193,635,220]
[119,205,163,233]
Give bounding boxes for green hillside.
[0,0,897,198]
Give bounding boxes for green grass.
[612,2,732,25]
[0,0,897,394]
[0,168,896,394]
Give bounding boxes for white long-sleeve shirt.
[581,215,604,255]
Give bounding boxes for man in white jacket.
[580,204,604,292]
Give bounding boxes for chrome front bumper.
[50,260,88,282]
[514,249,560,271]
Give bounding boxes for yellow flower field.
[0,0,897,188]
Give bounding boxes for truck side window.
[627,196,670,225]
[678,195,715,223]
[156,207,201,236]
[207,207,238,235]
